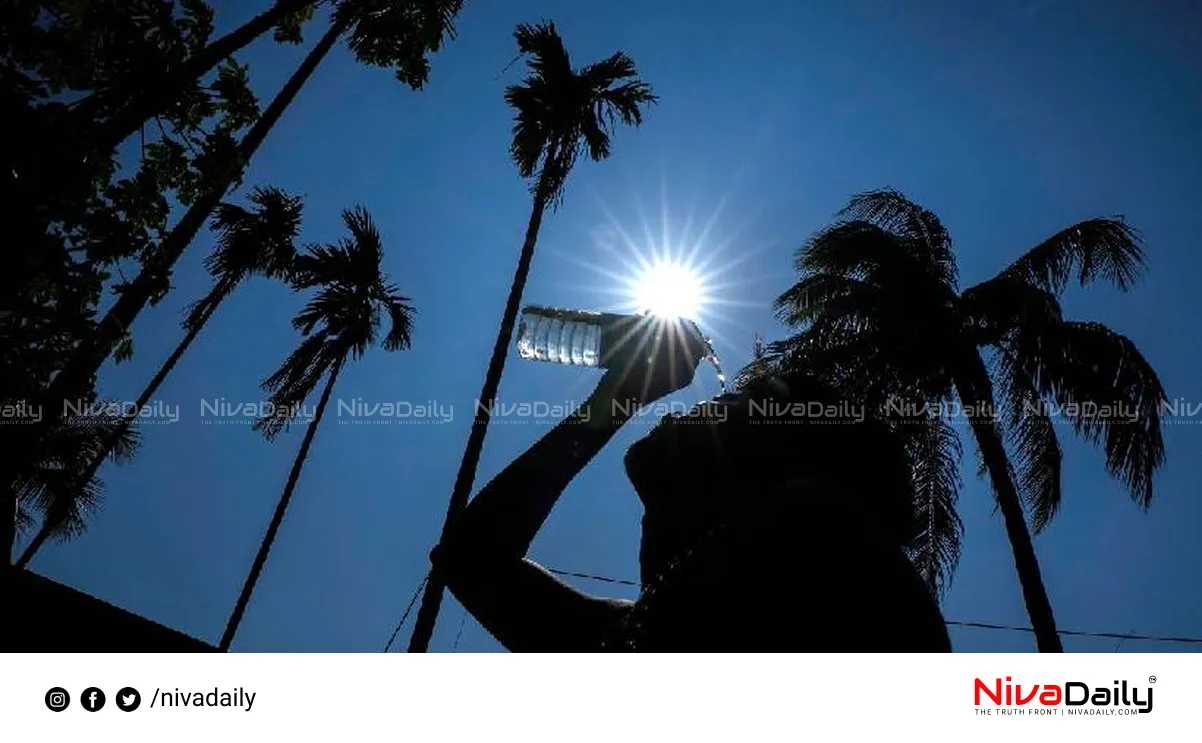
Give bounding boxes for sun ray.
[592,191,650,258]
[659,166,671,264]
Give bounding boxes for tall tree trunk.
[407,176,557,653]
[219,359,344,651]
[955,352,1063,652]
[76,1,318,157]
[1,19,347,560]
[14,283,230,568]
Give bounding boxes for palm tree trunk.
[219,359,344,651]
[14,510,54,571]
[407,174,557,653]
[0,18,347,558]
[75,1,318,157]
[14,284,231,568]
[955,353,1064,652]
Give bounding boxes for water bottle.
[515,306,725,389]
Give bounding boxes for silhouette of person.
[435,319,952,651]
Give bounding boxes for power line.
[547,567,639,587]
[383,571,429,652]
[379,567,635,650]
[549,567,1202,646]
[386,565,1202,649]
[946,620,1202,646]
[451,609,468,652]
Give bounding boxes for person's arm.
[434,317,709,651]
[434,376,639,651]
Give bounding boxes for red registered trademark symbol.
[1149,676,1157,684]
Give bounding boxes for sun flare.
[630,259,705,319]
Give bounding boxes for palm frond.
[291,281,350,336]
[190,186,303,332]
[1003,320,1166,506]
[773,273,879,327]
[340,205,385,276]
[762,324,891,398]
[290,207,381,291]
[376,283,416,351]
[505,20,571,167]
[580,51,656,136]
[15,406,141,543]
[503,82,551,180]
[1000,218,1145,295]
[894,414,964,597]
[336,0,463,89]
[89,410,141,465]
[255,330,339,440]
[17,468,105,542]
[290,242,355,291]
[771,290,954,403]
[181,279,234,333]
[205,185,303,283]
[513,20,571,79]
[796,221,910,282]
[993,350,1063,531]
[836,189,958,289]
[15,500,34,540]
[959,275,1063,348]
[504,20,654,206]
[795,220,955,316]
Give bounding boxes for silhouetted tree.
[407,20,657,652]
[14,407,140,551]
[1,1,461,560]
[764,189,1167,652]
[4,0,264,304]
[2,1,262,562]
[15,187,304,568]
[71,1,319,159]
[219,206,414,651]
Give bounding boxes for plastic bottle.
[515,305,698,369]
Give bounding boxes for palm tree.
[14,407,140,555]
[1,1,461,557]
[763,189,1167,652]
[14,187,303,568]
[219,206,413,651]
[406,20,658,652]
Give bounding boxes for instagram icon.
[44,687,70,712]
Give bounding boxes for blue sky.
[23,0,1202,651]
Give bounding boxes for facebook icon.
[81,687,106,712]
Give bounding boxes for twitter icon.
[116,687,141,712]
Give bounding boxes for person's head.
[623,372,917,585]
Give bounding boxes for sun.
[631,259,705,319]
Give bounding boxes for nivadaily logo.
[974,676,1154,716]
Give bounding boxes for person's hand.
[594,315,710,409]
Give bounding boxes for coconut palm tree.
[406,20,658,652]
[14,406,140,553]
[219,205,413,651]
[763,189,1167,652]
[0,1,461,556]
[14,186,303,568]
